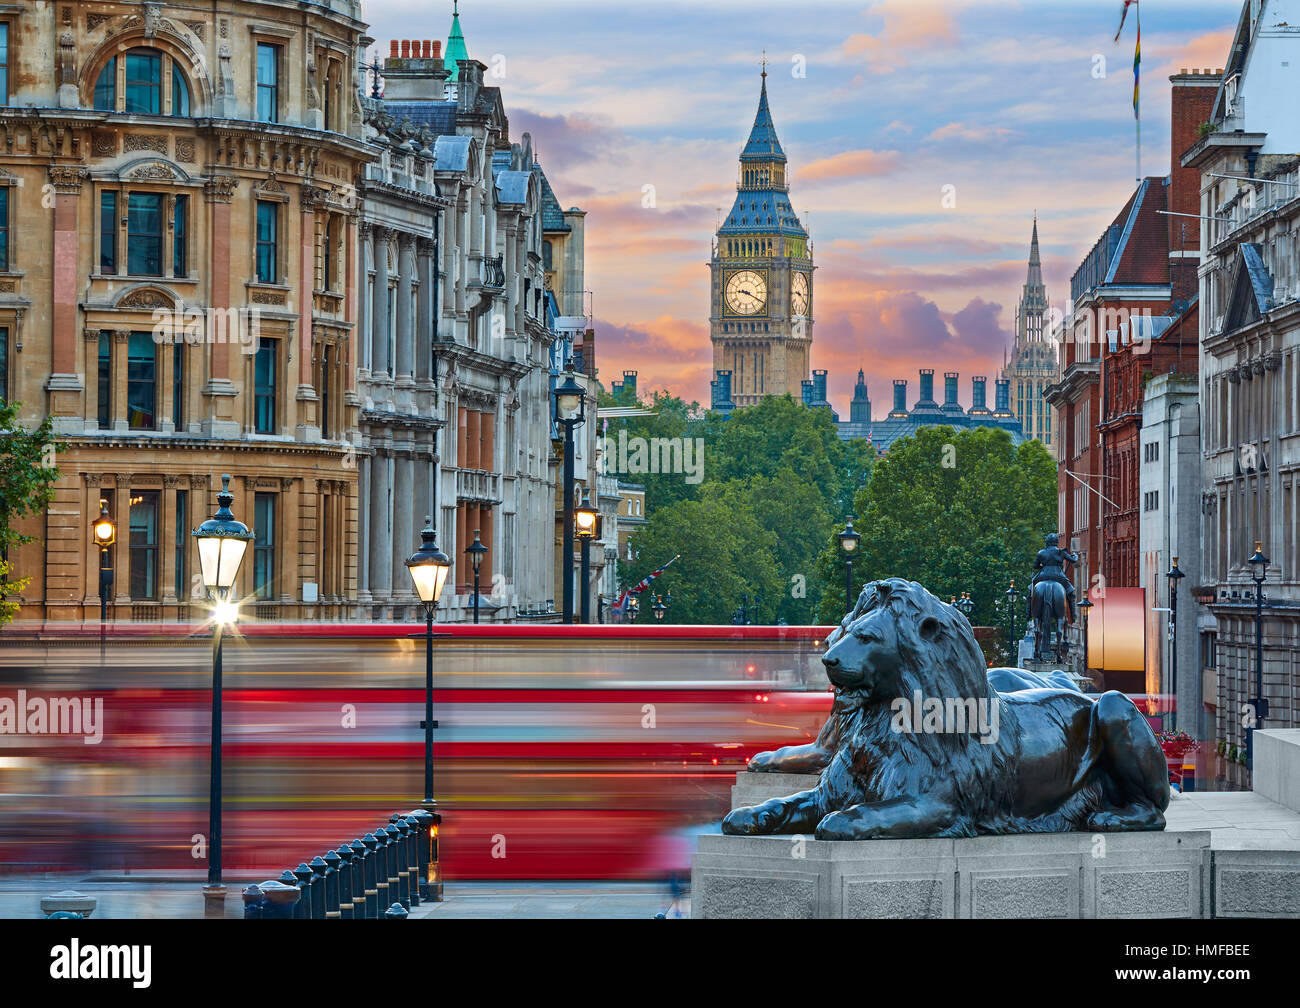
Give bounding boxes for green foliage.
[813,425,1056,627]
[1,401,65,627]
[605,389,875,624]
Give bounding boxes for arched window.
[172,62,191,117]
[125,48,162,114]
[94,59,116,110]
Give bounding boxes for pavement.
[1165,787,1300,849]
[0,876,689,919]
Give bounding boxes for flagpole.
[1135,3,1142,185]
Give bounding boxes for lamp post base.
[201,883,227,919]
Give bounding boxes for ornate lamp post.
[90,499,116,658]
[192,474,253,918]
[405,517,451,900]
[575,490,601,624]
[626,594,640,624]
[553,367,586,624]
[837,517,861,616]
[464,529,487,625]
[955,592,973,621]
[653,593,667,622]
[1247,542,1269,765]
[1166,556,1185,732]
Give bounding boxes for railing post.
[349,838,369,919]
[258,879,301,919]
[308,855,329,919]
[322,849,342,918]
[334,844,355,919]
[391,814,419,908]
[405,808,436,901]
[385,902,409,920]
[361,833,381,919]
[382,824,408,908]
[291,864,313,920]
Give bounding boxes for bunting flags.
[611,554,680,618]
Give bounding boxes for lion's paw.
[746,751,775,772]
[814,811,863,841]
[722,805,767,835]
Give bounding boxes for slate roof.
[383,101,458,139]
[538,170,570,232]
[718,191,807,237]
[837,414,1025,452]
[740,74,785,162]
[432,134,472,172]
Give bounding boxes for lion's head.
[822,578,991,706]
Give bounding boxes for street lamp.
[90,499,116,656]
[1247,541,1269,764]
[626,594,640,623]
[553,366,586,624]
[465,529,487,625]
[1078,593,1093,676]
[192,474,253,919]
[1166,556,1185,732]
[955,591,973,621]
[405,517,451,900]
[575,490,601,624]
[1004,580,1019,660]
[653,593,667,622]
[837,517,861,615]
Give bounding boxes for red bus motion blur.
[0,623,834,880]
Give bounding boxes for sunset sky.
[362,0,1238,415]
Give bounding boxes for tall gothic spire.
[446,1,469,83]
[741,67,785,162]
[1026,214,1043,289]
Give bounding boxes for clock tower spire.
[710,67,813,408]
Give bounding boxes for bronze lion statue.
[723,578,1169,840]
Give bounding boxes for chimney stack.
[968,376,990,415]
[890,379,908,417]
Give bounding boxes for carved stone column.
[202,174,240,438]
[371,226,391,379]
[396,233,416,383]
[46,166,89,433]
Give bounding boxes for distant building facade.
[1001,218,1057,448]
[835,369,1023,451]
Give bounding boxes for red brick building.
[1047,70,1218,686]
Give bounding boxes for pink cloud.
[796,149,904,184]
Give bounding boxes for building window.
[320,343,332,440]
[0,185,8,272]
[322,216,334,291]
[171,62,191,117]
[253,493,276,599]
[172,194,188,277]
[127,331,158,430]
[129,491,159,599]
[0,326,7,402]
[174,489,188,601]
[255,200,278,283]
[94,58,117,110]
[172,342,184,430]
[125,49,162,115]
[97,331,112,428]
[254,338,277,434]
[100,191,118,274]
[256,43,280,123]
[127,192,163,276]
[0,23,9,105]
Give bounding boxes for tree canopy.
[1,401,65,627]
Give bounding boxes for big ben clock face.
[791,272,810,316]
[725,270,767,315]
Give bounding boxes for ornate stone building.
[4,1,371,622]
[1000,218,1056,448]
[1183,0,1300,751]
[710,67,812,408]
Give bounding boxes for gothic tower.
[710,67,813,407]
[1001,216,1057,447]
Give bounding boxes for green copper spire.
[446,1,469,83]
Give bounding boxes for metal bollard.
[379,822,405,910]
[291,864,313,920]
[243,884,266,919]
[348,838,369,919]
[334,844,355,919]
[361,833,381,919]
[391,815,419,908]
[257,879,301,919]
[322,849,342,918]
[41,891,98,919]
[405,808,440,902]
[384,902,408,920]
[308,855,329,919]
[372,830,392,912]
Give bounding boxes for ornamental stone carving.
[204,174,238,202]
[47,165,89,193]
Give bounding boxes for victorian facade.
[4,0,371,622]
[1001,218,1056,448]
[1183,0,1300,752]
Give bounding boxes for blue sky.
[362,0,1239,412]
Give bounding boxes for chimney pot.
[423,40,432,58]
[390,40,399,58]
[400,40,410,58]
[433,40,442,57]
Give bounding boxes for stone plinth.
[709,769,1300,918]
[692,830,1210,919]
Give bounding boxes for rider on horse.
[1031,533,1079,623]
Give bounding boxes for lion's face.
[821,578,948,699]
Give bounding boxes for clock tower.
[711,67,813,407]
